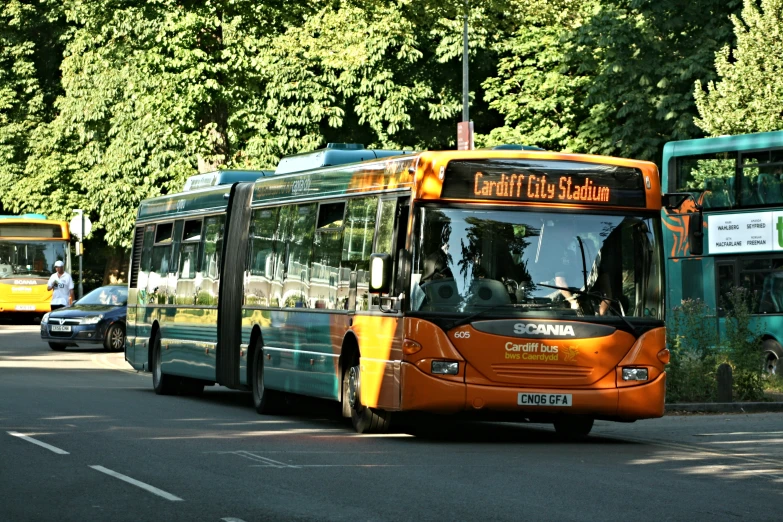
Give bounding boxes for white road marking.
[8,431,69,455]
[221,518,248,522]
[89,465,183,501]
[232,451,299,468]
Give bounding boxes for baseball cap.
[54,261,64,267]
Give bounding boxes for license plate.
[15,305,35,311]
[50,325,72,332]
[518,393,573,407]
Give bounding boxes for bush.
[665,289,766,402]
[666,299,719,402]
[722,287,764,401]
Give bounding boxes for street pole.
[73,209,84,299]
[462,0,469,123]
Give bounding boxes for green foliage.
[666,290,767,402]
[694,0,783,135]
[665,299,719,402]
[481,0,742,162]
[721,287,765,400]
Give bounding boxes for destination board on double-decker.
[440,159,647,207]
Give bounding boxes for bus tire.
[553,416,594,440]
[251,344,283,414]
[179,377,205,396]
[48,342,66,351]
[151,333,177,395]
[762,339,782,376]
[103,323,125,352]
[343,363,391,434]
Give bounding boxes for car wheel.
[104,323,125,352]
[151,333,177,395]
[251,341,284,414]
[48,342,66,351]
[343,363,391,434]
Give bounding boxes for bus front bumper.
[400,362,666,421]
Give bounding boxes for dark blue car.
[40,284,127,351]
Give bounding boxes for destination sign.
[708,211,783,254]
[440,159,647,207]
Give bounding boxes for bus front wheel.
[343,364,391,434]
[553,416,594,440]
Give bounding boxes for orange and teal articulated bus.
[0,214,70,318]
[662,130,783,376]
[125,145,669,437]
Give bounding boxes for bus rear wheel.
[151,333,177,395]
[343,363,391,434]
[251,344,283,414]
[762,339,782,376]
[553,416,594,440]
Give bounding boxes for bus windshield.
[411,206,662,319]
[0,241,69,278]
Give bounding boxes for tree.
[694,0,783,135]
[480,0,742,162]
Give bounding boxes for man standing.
[47,260,74,310]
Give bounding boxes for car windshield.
[77,286,128,306]
[411,206,662,319]
[0,241,68,278]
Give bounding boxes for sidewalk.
[666,401,783,413]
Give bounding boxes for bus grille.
[491,363,594,380]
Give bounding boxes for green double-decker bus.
[662,130,783,375]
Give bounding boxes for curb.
[666,402,783,414]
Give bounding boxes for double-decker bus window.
[196,216,224,305]
[675,153,736,209]
[246,208,279,306]
[310,202,345,309]
[283,204,316,308]
[342,197,379,311]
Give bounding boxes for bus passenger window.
[341,197,379,311]
[282,204,316,308]
[310,202,345,309]
[196,215,224,306]
[246,208,279,307]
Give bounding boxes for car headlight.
[81,315,104,325]
[42,313,50,323]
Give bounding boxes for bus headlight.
[622,368,649,381]
[431,360,459,375]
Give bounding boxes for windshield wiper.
[445,302,556,331]
[536,283,637,335]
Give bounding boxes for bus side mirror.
[689,215,704,256]
[369,253,392,294]
[664,192,703,256]
[662,193,690,211]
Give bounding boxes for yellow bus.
[126,146,668,438]
[0,214,71,317]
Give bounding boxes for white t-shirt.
[48,272,74,306]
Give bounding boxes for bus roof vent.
[183,170,273,191]
[275,144,414,175]
[491,144,546,151]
